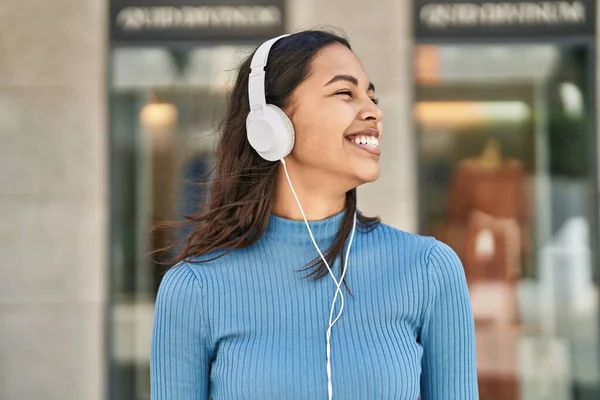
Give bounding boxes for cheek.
[377,121,384,137]
[292,103,354,155]
[292,120,331,159]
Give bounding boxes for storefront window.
[108,44,255,400]
[415,43,600,399]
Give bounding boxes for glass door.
[108,44,255,400]
[414,42,600,399]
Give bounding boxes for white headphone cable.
[280,158,356,400]
[325,213,355,400]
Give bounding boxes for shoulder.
[368,222,464,275]
[154,262,209,333]
[157,262,204,304]
[154,262,212,342]
[423,241,468,301]
[157,252,236,303]
[425,240,464,276]
[163,249,247,290]
[368,221,438,261]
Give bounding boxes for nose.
[359,98,383,122]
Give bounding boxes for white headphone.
[246,34,357,400]
[246,34,295,162]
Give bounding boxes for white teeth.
[350,135,379,148]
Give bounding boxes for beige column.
[0,1,108,399]
[287,0,417,232]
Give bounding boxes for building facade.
[1,0,599,399]
[0,1,109,399]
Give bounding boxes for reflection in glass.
[109,44,255,400]
[415,43,600,399]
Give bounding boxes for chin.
[352,163,380,184]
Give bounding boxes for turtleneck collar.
[262,209,347,246]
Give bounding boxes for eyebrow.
[324,74,375,92]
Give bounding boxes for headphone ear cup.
[267,104,295,153]
[246,105,295,161]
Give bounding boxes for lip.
[351,141,381,156]
[344,128,380,139]
[345,128,381,156]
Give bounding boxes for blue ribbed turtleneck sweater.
[150,211,478,399]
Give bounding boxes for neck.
[272,161,346,221]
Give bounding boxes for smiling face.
[284,43,384,191]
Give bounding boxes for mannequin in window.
[446,137,530,400]
[447,137,530,293]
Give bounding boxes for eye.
[335,90,379,105]
[335,90,354,98]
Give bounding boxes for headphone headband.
[248,34,290,114]
[246,33,295,162]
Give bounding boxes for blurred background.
[1,0,600,399]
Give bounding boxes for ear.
[282,98,297,122]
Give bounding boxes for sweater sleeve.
[420,241,478,399]
[151,263,212,400]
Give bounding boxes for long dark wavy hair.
[158,30,380,290]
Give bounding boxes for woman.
[151,30,478,399]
